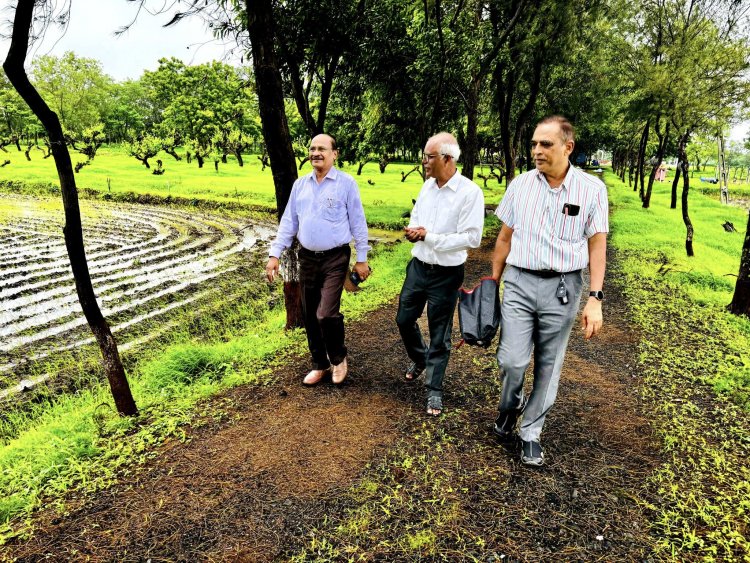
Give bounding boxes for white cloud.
[1,0,244,81]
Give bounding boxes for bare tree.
[3,0,137,415]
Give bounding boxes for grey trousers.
[496,266,583,442]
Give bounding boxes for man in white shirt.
[396,132,485,416]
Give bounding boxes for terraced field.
[0,194,275,401]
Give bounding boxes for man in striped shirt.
[490,116,608,466]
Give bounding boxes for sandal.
[426,395,443,416]
[405,362,425,382]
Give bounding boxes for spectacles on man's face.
[421,152,446,162]
[309,146,333,154]
[530,140,557,149]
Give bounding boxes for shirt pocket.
[321,197,346,222]
[555,213,585,242]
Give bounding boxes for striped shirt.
[495,165,608,272]
[269,167,370,261]
[410,171,485,266]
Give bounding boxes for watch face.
[590,290,604,300]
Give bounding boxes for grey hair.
[439,142,461,161]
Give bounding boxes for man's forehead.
[310,135,334,148]
[532,123,563,141]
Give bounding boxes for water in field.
[0,194,276,399]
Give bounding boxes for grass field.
[0,144,507,228]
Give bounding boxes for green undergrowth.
[0,239,413,543]
[606,170,750,560]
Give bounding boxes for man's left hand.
[354,261,371,281]
[581,298,603,340]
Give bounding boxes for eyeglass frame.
[421,152,449,162]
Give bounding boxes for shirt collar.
[535,164,572,191]
[309,166,338,184]
[432,170,460,192]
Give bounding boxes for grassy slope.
[605,170,750,559]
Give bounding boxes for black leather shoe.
[492,411,518,441]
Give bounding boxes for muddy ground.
[2,239,662,562]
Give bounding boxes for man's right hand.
[266,257,279,283]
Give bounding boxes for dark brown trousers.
[298,245,350,370]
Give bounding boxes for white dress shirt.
[409,171,485,266]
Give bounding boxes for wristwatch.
[589,290,604,301]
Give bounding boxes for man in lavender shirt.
[266,134,370,386]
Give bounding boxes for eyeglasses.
[309,146,332,154]
[530,141,556,149]
[421,152,446,162]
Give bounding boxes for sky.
[0,1,747,143]
[0,0,241,81]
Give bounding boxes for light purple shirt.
[269,167,370,261]
[496,165,609,272]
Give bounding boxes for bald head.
[423,131,460,186]
[427,132,461,161]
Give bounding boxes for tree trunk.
[3,0,137,416]
[461,77,480,180]
[678,134,694,257]
[718,135,729,204]
[670,158,682,209]
[245,0,303,329]
[636,120,650,197]
[643,121,669,209]
[234,150,244,167]
[728,210,750,316]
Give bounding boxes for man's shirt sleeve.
[423,186,485,252]
[584,183,609,237]
[346,177,370,262]
[269,181,300,258]
[495,179,516,228]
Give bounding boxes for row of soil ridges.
[0,239,665,561]
[0,193,276,406]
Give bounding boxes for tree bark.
[636,120,650,197]
[461,78,480,180]
[643,120,669,209]
[678,134,694,257]
[728,210,750,316]
[3,0,137,416]
[245,0,303,329]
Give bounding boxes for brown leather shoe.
[331,358,348,384]
[303,369,329,386]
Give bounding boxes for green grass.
[0,144,506,229]
[0,236,414,542]
[605,170,750,560]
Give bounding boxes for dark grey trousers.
[496,266,583,442]
[396,258,464,398]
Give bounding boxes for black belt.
[414,258,462,270]
[299,244,349,257]
[519,267,581,278]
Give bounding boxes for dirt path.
[3,240,662,561]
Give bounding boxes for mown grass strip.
[0,238,413,543]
